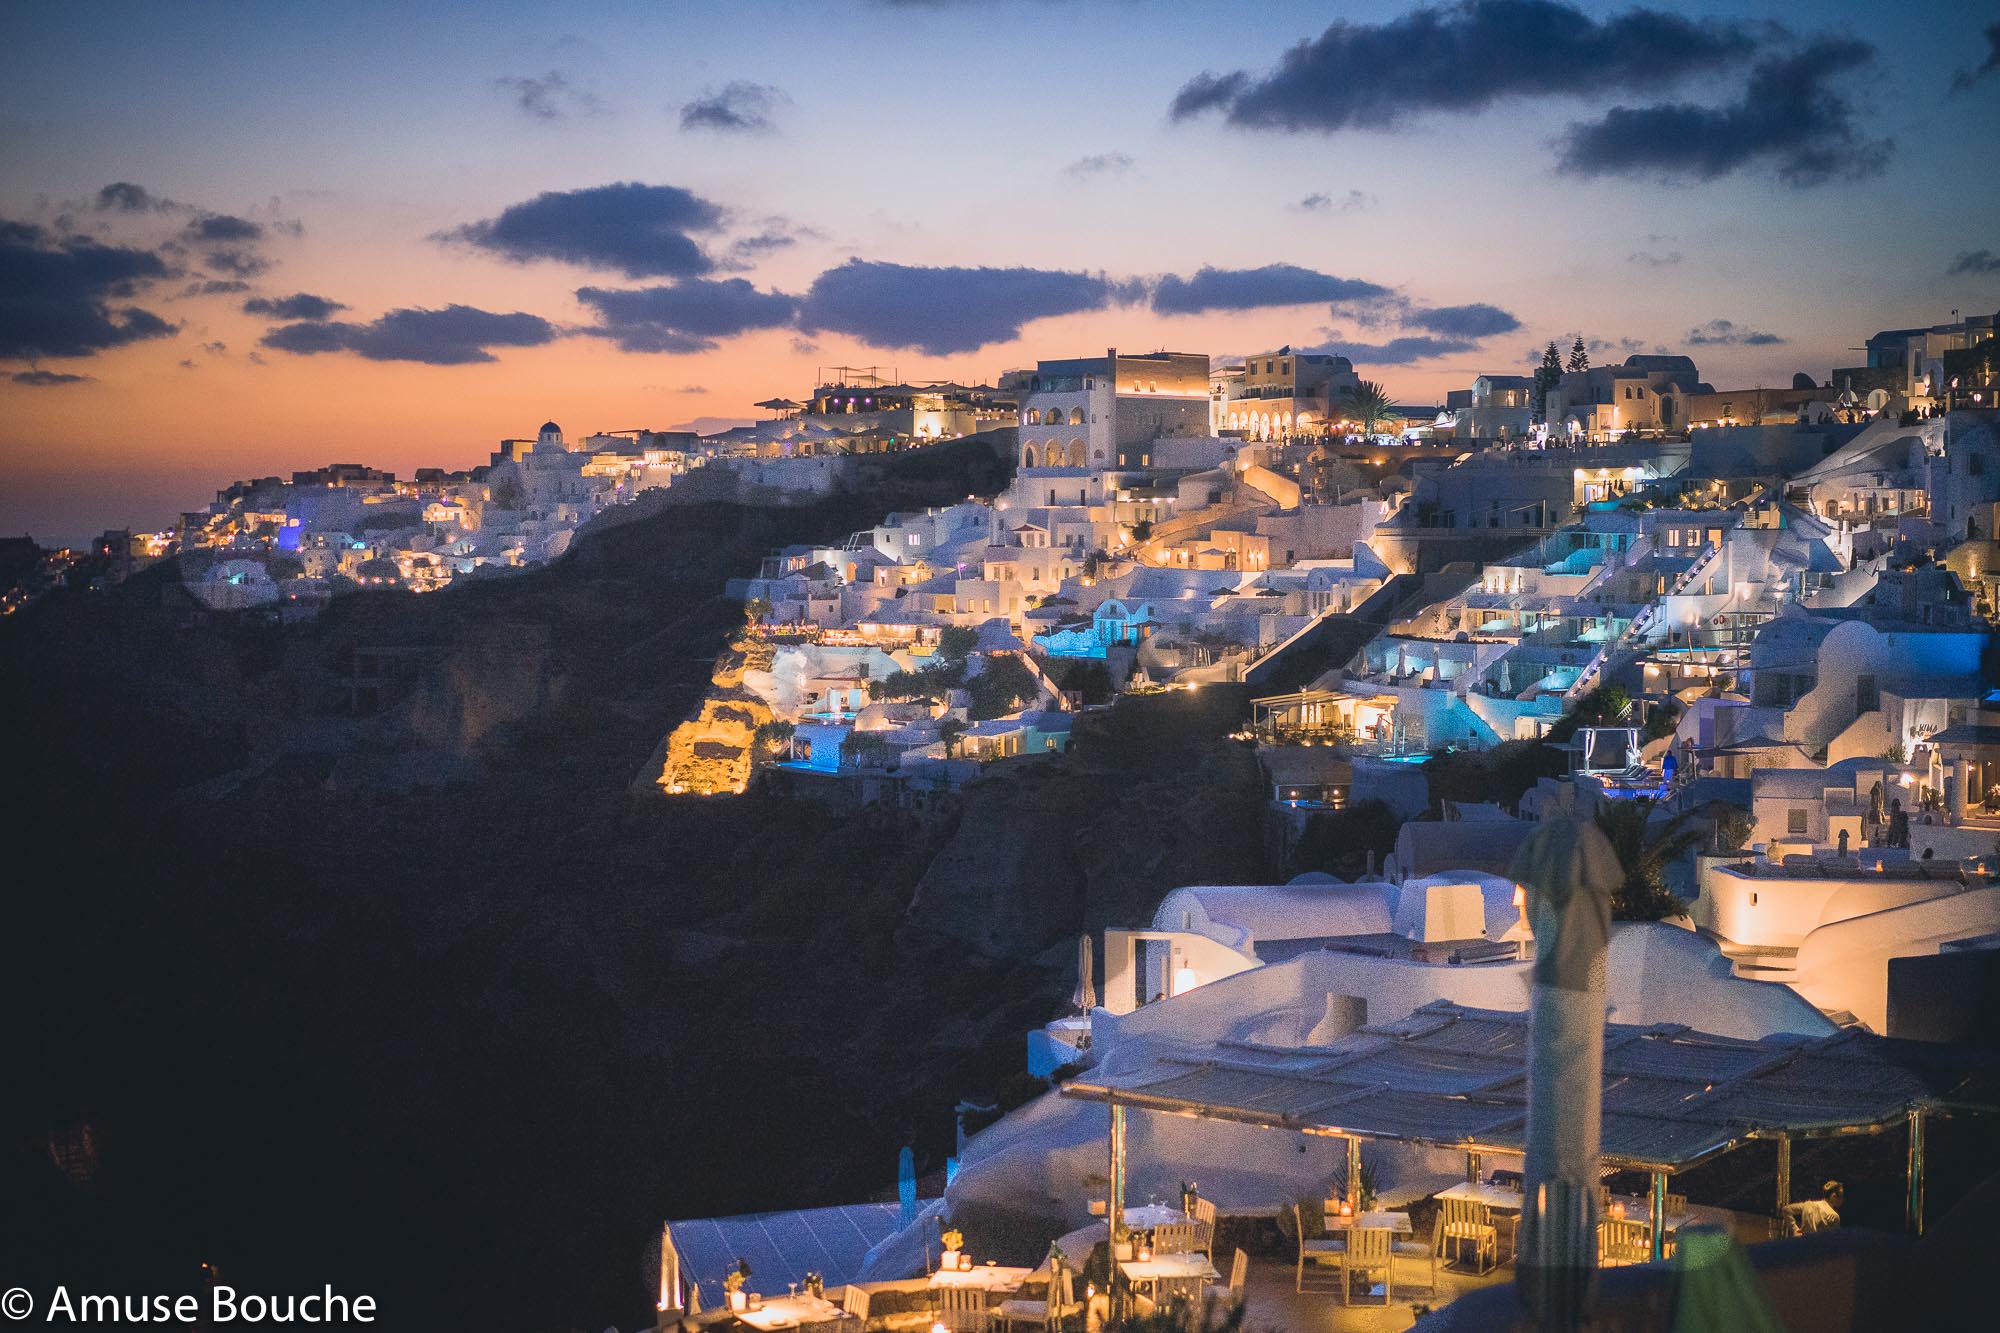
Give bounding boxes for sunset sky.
[4,0,1998,540]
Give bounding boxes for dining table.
[1338,1210,1412,1235]
[1037,1205,1196,1276]
[928,1264,1034,1294]
[1439,1182,1695,1234]
[731,1292,848,1329]
[1118,1251,1219,1303]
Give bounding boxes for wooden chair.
[1393,1215,1441,1296]
[1189,1197,1219,1259]
[1153,1222,1198,1255]
[1599,1218,1653,1266]
[1294,1203,1347,1293]
[839,1285,871,1319]
[1440,1197,1497,1275]
[1207,1248,1248,1307]
[936,1284,991,1331]
[995,1267,1077,1331]
[1339,1226,1395,1306]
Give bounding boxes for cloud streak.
[439,181,727,278]
[797,259,1125,355]
[496,70,602,121]
[243,292,349,321]
[1171,0,1756,132]
[0,218,176,360]
[576,279,799,353]
[260,304,560,365]
[1557,39,1891,187]
[679,82,789,133]
[1150,264,1390,315]
[1684,318,1784,346]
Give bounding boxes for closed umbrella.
[1511,814,1620,1332]
[1073,934,1096,1013]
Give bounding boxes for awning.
[1062,1001,2000,1175]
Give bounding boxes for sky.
[3,0,1998,541]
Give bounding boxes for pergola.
[1063,1001,2000,1264]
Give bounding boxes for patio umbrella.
[1510,814,1619,1331]
[1072,934,1096,1013]
[1669,1226,1784,1333]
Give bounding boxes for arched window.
[1070,408,1086,426]
[1068,439,1087,466]
[1026,409,1041,425]
[1023,445,1037,468]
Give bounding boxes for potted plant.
[939,1224,964,1270]
[1110,1222,1136,1263]
[1180,1180,1199,1216]
[723,1259,751,1312]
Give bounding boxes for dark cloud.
[679,82,789,134]
[260,304,560,365]
[1628,249,1683,267]
[1065,152,1133,180]
[1406,302,1519,338]
[95,182,176,213]
[1685,319,1784,346]
[729,229,800,263]
[182,278,253,297]
[1951,23,2000,92]
[1948,249,2000,275]
[797,259,1122,355]
[1294,190,1374,213]
[12,369,94,386]
[497,70,602,121]
[680,384,709,394]
[185,214,264,244]
[438,181,726,279]
[203,247,272,278]
[1150,264,1390,316]
[1309,334,1479,365]
[201,340,227,355]
[0,218,177,360]
[1557,39,1891,187]
[244,292,349,321]
[1171,0,1756,131]
[575,279,800,353]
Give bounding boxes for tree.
[937,716,968,758]
[1567,335,1591,374]
[936,625,980,662]
[965,653,1039,720]
[1130,520,1153,543]
[1532,342,1564,420]
[743,597,772,629]
[1341,380,1398,436]
[1293,800,1401,879]
[1593,797,1703,920]
[842,730,896,770]
[752,719,795,752]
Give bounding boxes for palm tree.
[1341,380,1398,436]
[1593,797,1703,920]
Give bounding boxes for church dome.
[539,420,562,436]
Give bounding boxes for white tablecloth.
[928,1265,1032,1293]
[1119,1254,1219,1285]
[732,1293,845,1329]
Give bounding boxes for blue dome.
[539,420,561,435]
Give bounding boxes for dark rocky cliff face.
[907,691,1267,956]
[0,438,1270,1332]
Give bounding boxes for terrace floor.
[1221,1207,1773,1332]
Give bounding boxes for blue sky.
[3,0,1998,539]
